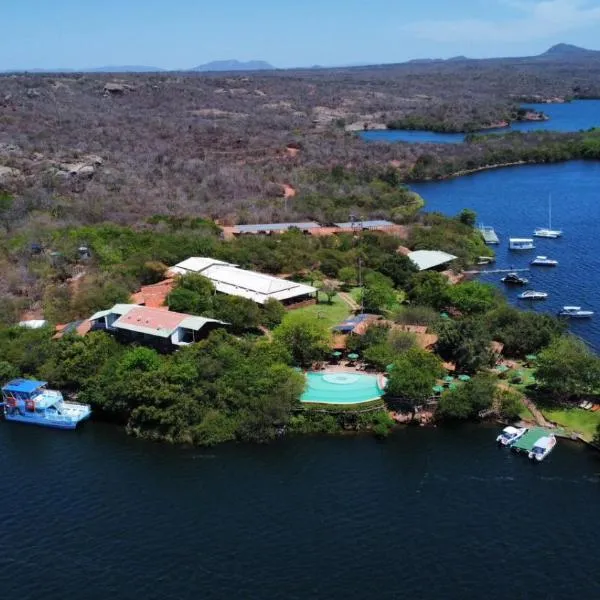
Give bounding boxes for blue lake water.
[2,421,600,599]
[411,161,600,349]
[361,99,600,144]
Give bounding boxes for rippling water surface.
[2,422,600,599]
[360,99,600,143]
[412,161,600,350]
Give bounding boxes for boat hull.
[3,412,88,429]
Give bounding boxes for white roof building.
[408,250,458,271]
[168,257,317,305]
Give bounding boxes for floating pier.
[464,268,530,275]
[478,225,500,245]
[511,427,550,453]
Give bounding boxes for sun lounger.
[579,401,587,408]
[584,401,594,410]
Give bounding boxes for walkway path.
[522,396,553,427]
[338,292,359,312]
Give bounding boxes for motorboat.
[558,306,594,318]
[509,238,535,250]
[501,272,529,285]
[518,290,548,300]
[496,426,528,447]
[530,256,558,267]
[528,435,557,462]
[533,195,562,238]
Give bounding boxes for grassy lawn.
[293,294,352,329]
[540,407,600,442]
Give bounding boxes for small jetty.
[511,427,550,454]
[478,225,500,245]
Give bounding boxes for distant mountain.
[190,60,275,72]
[539,44,600,58]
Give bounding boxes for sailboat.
[533,195,562,238]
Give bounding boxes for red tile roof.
[131,278,174,308]
[115,306,187,333]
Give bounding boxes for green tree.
[386,347,443,416]
[321,282,338,304]
[273,312,331,367]
[496,388,524,421]
[261,298,286,329]
[168,274,214,314]
[338,266,357,287]
[536,335,600,399]
[408,271,450,310]
[487,306,565,357]
[379,254,418,289]
[437,374,496,420]
[362,272,396,313]
[458,208,477,227]
[435,318,493,374]
[213,296,262,332]
[447,281,501,315]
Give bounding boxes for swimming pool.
[301,372,385,404]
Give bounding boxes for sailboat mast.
[548,194,551,229]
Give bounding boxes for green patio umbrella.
[348,353,359,360]
[444,375,454,383]
[386,364,395,373]
[331,351,342,358]
[432,385,444,393]
[495,365,509,373]
[449,383,458,391]
[458,374,471,382]
[525,354,538,361]
[440,312,450,320]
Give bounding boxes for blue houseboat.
[1,379,91,429]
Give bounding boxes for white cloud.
[403,0,600,43]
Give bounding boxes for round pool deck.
[301,371,385,405]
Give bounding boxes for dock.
[512,427,549,453]
[464,268,530,275]
[478,225,500,245]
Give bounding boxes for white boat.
[528,435,556,462]
[509,237,535,250]
[501,272,529,285]
[496,426,528,447]
[533,195,562,238]
[530,256,558,266]
[558,306,594,318]
[518,290,548,300]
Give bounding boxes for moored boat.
[502,272,529,285]
[1,379,91,429]
[509,238,535,250]
[478,225,500,245]
[496,426,528,447]
[528,435,557,462]
[558,306,594,318]
[533,195,562,238]
[530,256,558,267]
[534,227,562,239]
[518,290,548,300]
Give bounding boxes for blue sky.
[2,0,600,69]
